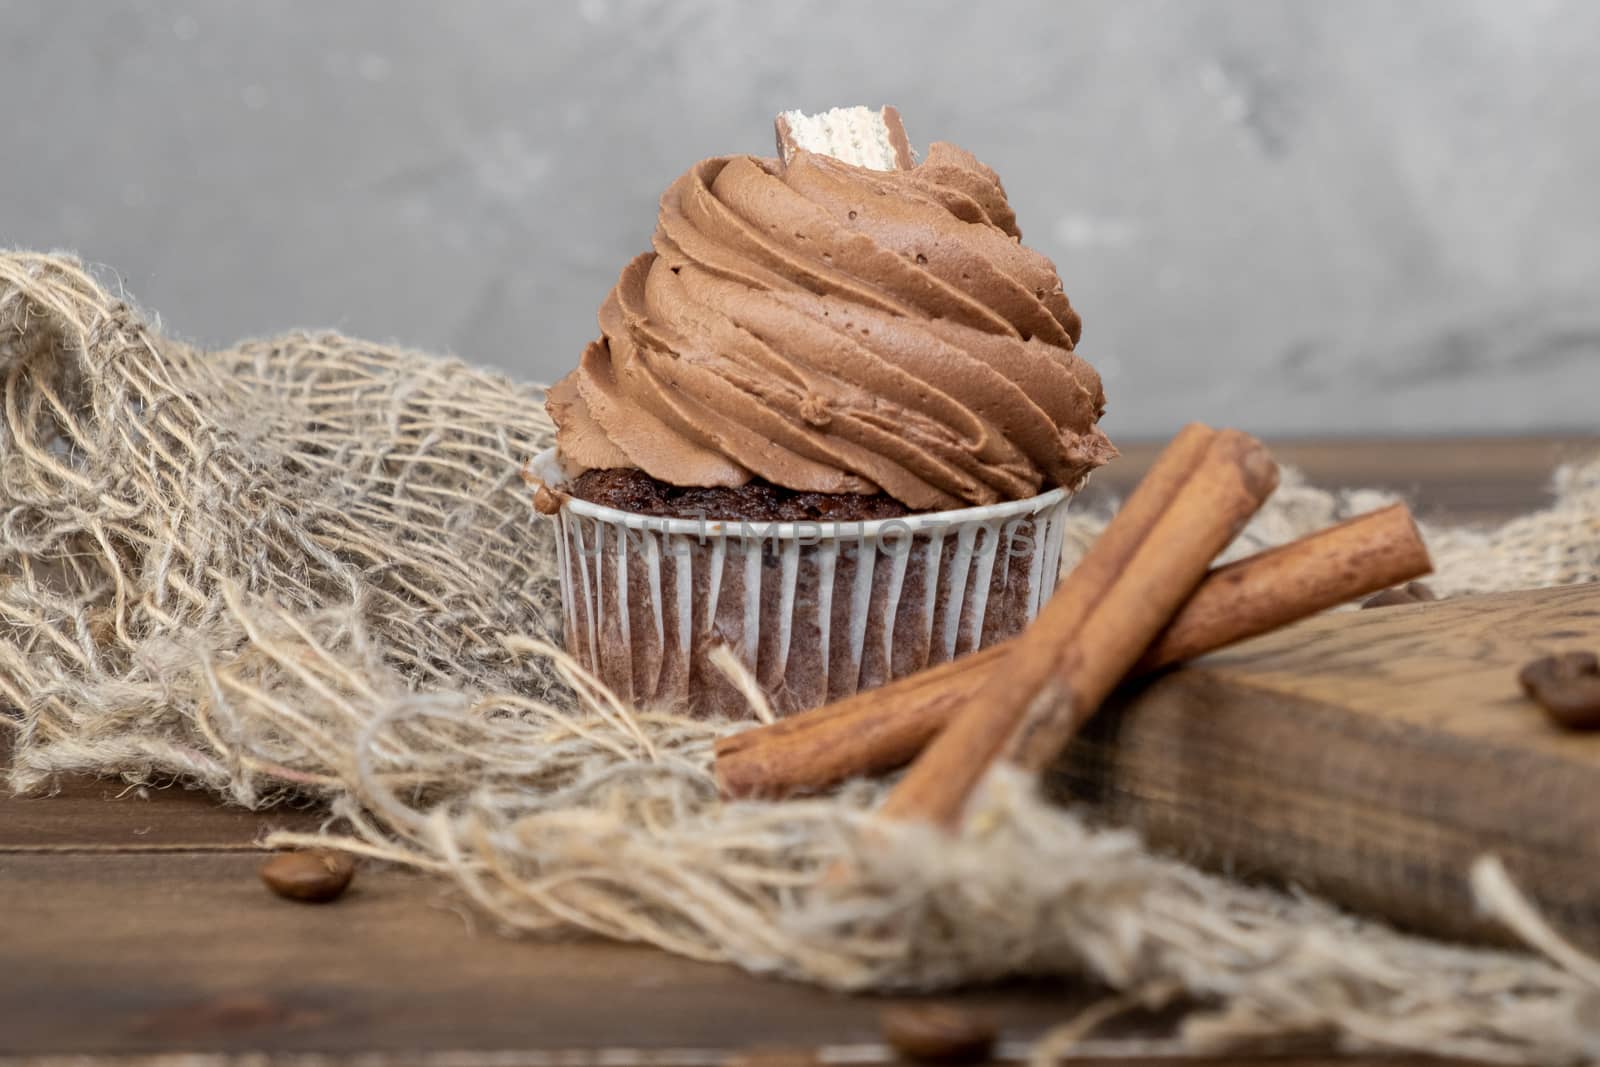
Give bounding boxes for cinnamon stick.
[878,429,1279,827]
[1137,502,1428,668]
[714,501,1430,800]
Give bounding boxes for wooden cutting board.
[1053,582,1600,950]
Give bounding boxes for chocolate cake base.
[568,467,911,523]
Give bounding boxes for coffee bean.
[259,849,356,903]
[1519,651,1600,730]
[1361,581,1437,609]
[880,1004,997,1064]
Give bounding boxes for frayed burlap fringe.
[4,251,1600,1064]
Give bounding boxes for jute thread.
[4,251,1600,1063]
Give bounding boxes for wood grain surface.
[4,437,1590,1065]
[0,852,1124,1059]
[1057,583,1600,952]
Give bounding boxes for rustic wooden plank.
[1084,435,1597,521]
[0,775,322,852]
[1056,583,1600,951]
[0,852,1131,1059]
[0,734,321,851]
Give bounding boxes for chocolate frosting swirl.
[548,142,1115,511]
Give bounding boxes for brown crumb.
[532,485,562,515]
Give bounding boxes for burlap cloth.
[4,251,1600,1063]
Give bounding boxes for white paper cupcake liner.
[530,449,1075,718]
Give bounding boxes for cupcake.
[531,106,1114,717]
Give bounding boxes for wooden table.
[3,436,1594,1065]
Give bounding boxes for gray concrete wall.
[4,0,1596,440]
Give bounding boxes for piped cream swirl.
[548,142,1115,511]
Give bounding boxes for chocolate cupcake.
[531,106,1114,717]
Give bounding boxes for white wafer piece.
[775,105,914,170]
